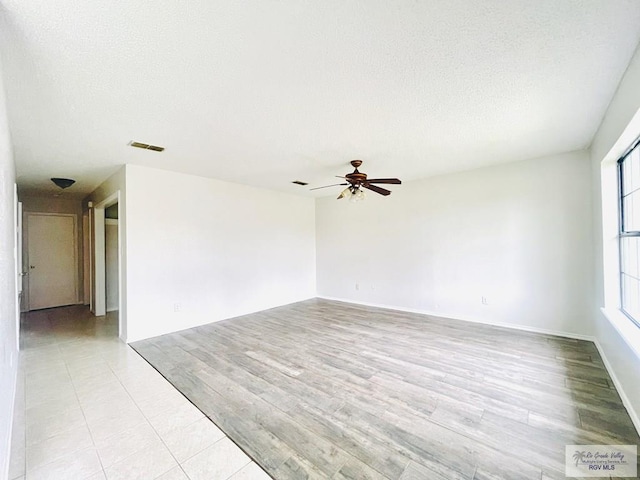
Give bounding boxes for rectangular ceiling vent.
[130,141,165,152]
[292,180,308,186]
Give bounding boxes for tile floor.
[8,306,271,480]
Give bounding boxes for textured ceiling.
[1,1,640,197]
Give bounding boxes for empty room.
[1,1,640,479]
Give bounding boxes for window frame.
[617,136,640,328]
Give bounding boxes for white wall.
[590,42,640,431]
[105,220,119,312]
[317,151,594,337]
[124,165,316,342]
[0,60,18,480]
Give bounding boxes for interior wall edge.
[587,40,640,439]
[0,51,18,479]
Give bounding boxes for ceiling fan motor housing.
[346,172,366,185]
[346,160,366,185]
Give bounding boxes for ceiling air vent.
[129,141,165,152]
[292,180,308,186]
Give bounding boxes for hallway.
[9,306,269,480]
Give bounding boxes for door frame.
[14,186,21,349]
[25,212,79,310]
[92,192,122,334]
[104,218,119,313]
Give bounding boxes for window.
[618,138,640,327]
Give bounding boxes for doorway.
[91,191,123,339]
[105,203,119,313]
[26,213,78,310]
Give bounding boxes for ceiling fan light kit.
[338,186,366,202]
[311,160,401,201]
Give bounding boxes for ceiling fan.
[311,160,402,200]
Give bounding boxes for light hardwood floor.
[132,299,640,480]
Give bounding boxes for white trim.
[317,295,640,436]
[93,191,118,317]
[104,218,119,313]
[317,295,594,340]
[592,338,640,435]
[2,367,17,480]
[82,212,90,306]
[88,206,93,310]
[93,208,106,316]
[14,187,21,349]
[92,191,123,339]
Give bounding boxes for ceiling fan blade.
[363,183,391,196]
[310,183,348,190]
[366,178,402,184]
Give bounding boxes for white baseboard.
[124,295,317,344]
[317,296,594,341]
[316,295,640,436]
[2,364,18,480]
[592,339,640,436]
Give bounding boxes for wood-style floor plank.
[131,299,640,479]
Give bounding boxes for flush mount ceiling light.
[50,177,76,189]
[129,141,165,152]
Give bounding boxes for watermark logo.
[565,445,637,477]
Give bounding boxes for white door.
[27,214,77,310]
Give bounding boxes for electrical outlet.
[481,297,488,305]
[173,303,181,312]
[355,283,360,291]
